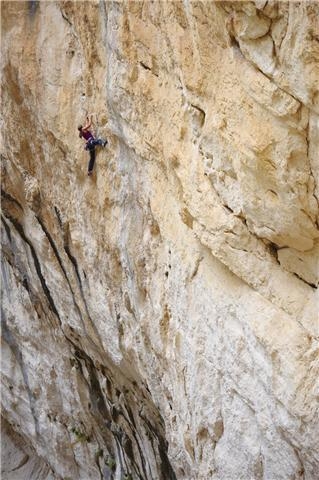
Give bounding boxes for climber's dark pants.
[85,138,104,173]
[88,148,96,173]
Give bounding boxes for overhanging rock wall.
[1,2,319,479]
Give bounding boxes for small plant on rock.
[71,427,90,443]
[95,447,104,460]
[105,455,116,471]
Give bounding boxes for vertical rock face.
[1,1,318,479]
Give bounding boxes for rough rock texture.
[1,1,319,479]
[1,418,55,480]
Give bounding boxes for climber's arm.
[83,115,93,131]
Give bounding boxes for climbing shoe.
[103,140,108,147]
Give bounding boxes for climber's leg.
[88,148,96,175]
[92,138,107,147]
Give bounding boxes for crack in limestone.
[193,218,315,328]
[202,165,282,266]
[8,454,30,473]
[62,243,104,350]
[223,14,301,107]
[3,213,62,327]
[35,215,94,330]
[306,117,319,209]
[35,216,71,288]
[293,271,317,290]
[1,189,23,210]
[190,255,204,280]
[61,10,72,27]
[202,152,318,285]
[1,214,12,243]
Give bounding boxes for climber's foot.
[88,171,93,176]
[103,140,108,147]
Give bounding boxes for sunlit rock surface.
[1,1,318,479]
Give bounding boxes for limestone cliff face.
[1,1,319,479]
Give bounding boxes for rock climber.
[78,115,108,176]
